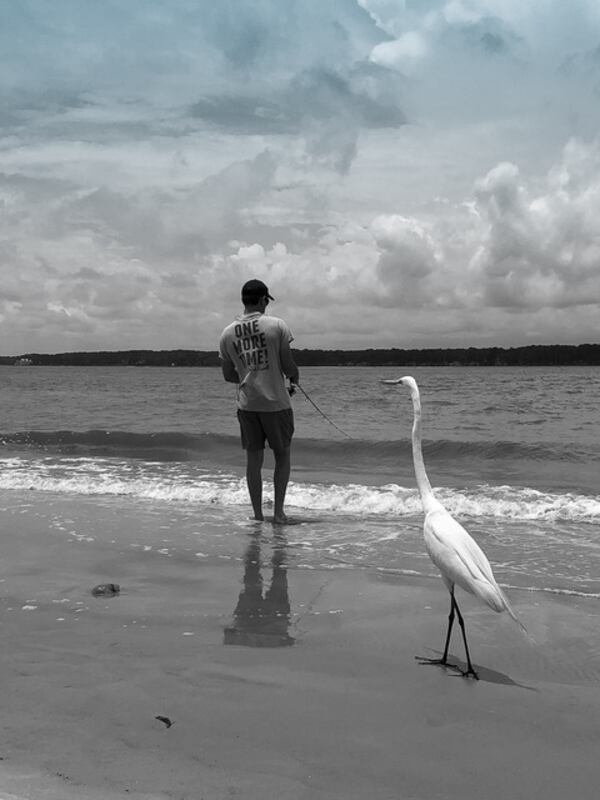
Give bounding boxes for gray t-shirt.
[219,312,295,412]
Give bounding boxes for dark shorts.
[237,408,294,452]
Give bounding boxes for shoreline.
[2,496,600,799]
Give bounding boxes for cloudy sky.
[2,0,600,354]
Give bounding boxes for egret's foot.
[415,655,478,679]
[458,665,479,680]
[251,513,265,522]
[272,512,289,525]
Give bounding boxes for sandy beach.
[2,495,600,800]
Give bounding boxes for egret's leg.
[416,591,455,667]
[452,595,479,680]
[440,592,455,663]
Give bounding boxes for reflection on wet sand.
[224,532,294,647]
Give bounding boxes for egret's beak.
[380,378,403,385]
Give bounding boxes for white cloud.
[472,141,600,309]
[1,2,600,353]
[371,214,440,304]
[3,137,600,353]
[370,32,428,72]
[442,0,523,26]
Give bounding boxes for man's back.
[219,311,294,412]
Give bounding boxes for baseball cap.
[241,279,274,302]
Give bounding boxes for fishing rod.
[289,382,353,440]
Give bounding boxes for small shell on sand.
[91,583,121,597]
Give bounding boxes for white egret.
[382,376,525,679]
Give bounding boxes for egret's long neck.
[409,387,437,512]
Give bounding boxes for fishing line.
[291,383,353,440]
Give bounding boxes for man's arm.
[280,338,299,385]
[219,333,239,383]
[221,356,239,383]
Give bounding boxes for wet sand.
[2,496,600,799]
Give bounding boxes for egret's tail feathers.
[501,591,536,644]
[476,581,533,641]
[473,580,509,613]
[505,600,529,635]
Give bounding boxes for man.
[219,279,299,524]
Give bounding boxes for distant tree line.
[4,349,219,367]
[293,343,600,367]
[2,343,600,367]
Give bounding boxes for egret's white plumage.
[383,375,524,678]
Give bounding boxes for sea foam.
[1,455,598,522]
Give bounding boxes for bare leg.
[272,446,291,524]
[246,449,265,521]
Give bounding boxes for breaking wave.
[1,454,598,522]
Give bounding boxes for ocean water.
[1,364,599,597]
